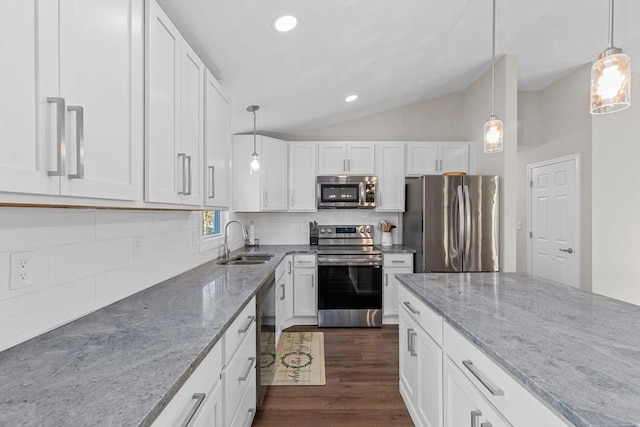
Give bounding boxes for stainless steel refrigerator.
[403,175,499,272]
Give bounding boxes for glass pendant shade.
[590,51,631,114]
[483,116,504,153]
[250,152,261,174]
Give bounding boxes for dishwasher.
[255,271,275,408]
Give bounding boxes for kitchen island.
[396,272,640,427]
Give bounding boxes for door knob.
[559,248,574,254]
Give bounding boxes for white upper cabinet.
[406,142,470,175]
[232,135,288,212]
[288,142,317,212]
[318,142,375,175]
[204,70,231,209]
[0,0,143,201]
[375,142,405,212]
[146,0,203,206]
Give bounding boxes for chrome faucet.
[223,220,248,259]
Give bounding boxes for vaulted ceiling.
[157,0,640,136]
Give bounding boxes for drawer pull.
[297,260,313,264]
[180,392,206,427]
[391,260,406,264]
[238,316,256,334]
[403,301,421,315]
[409,331,417,357]
[280,283,285,300]
[462,360,504,396]
[471,410,482,427]
[481,423,493,427]
[406,328,414,352]
[238,357,255,381]
[244,408,256,427]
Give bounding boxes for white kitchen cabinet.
[399,298,443,427]
[146,0,204,206]
[317,142,375,175]
[152,341,223,427]
[443,357,510,427]
[232,135,288,212]
[275,255,294,345]
[375,143,406,212]
[383,254,413,324]
[293,255,317,319]
[288,142,317,211]
[204,70,231,209]
[406,142,470,175]
[0,0,143,201]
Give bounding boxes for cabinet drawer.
[293,254,316,268]
[151,342,223,427]
[398,284,442,346]
[383,254,413,268]
[230,370,257,427]
[443,323,569,427]
[223,321,256,427]
[225,297,256,365]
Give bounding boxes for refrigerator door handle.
[457,185,465,261]
[464,185,472,259]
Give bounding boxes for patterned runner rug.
[261,331,326,386]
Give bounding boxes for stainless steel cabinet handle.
[244,408,256,427]
[347,159,351,172]
[403,301,420,315]
[287,261,292,274]
[409,331,417,356]
[462,360,504,396]
[178,153,187,195]
[406,328,413,352]
[391,260,405,264]
[290,190,295,207]
[439,159,443,171]
[47,97,65,176]
[559,248,574,254]
[208,165,215,198]
[185,155,192,195]
[263,189,267,208]
[480,422,493,427]
[297,260,313,264]
[280,283,285,300]
[180,393,206,427]
[343,158,347,172]
[66,106,84,179]
[238,315,255,334]
[434,159,438,171]
[311,272,314,287]
[385,273,388,287]
[238,357,255,381]
[471,410,482,427]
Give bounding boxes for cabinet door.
[0,0,59,196]
[346,142,375,175]
[146,0,182,204]
[383,267,412,320]
[439,143,469,174]
[416,328,443,427]
[399,308,419,404]
[204,71,230,208]
[178,40,204,206]
[293,268,317,317]
[232,135,262,212]
[58,0,143,201]
[190,379,223,427]
[375,143,405,211]
[288,142,317,211]
[443,358,510,427]
[406,142,439,175]
[262,137,287,211]
[317,142,347,175]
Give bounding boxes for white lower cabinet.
[275,255,294,345]
[383,254,413,324]
[293,255,317,320]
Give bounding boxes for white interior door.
[529,156,579,287]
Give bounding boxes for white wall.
[591,72,640,305]
[515,65,593,291]
[0,207,245,351]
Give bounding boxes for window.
[203,211,221,237]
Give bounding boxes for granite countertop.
[0,245,313,427]
[396,272,640,427]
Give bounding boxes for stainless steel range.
[316,224,383,327]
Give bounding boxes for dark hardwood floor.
[253,325,413,427]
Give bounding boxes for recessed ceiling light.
[345,94,358,103]
[273,15,297,32]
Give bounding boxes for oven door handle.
[318,258,382,266]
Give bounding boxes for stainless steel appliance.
[316,224,382,327]
[316,175,377,209]
[403,175,499,272]
[256,272,275,408]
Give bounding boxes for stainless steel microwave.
[317,175,377,209]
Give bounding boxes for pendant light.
[484,0,504,154]
[247,105,261,174]
[590,0,631,114]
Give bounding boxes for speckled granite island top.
[0,245,314,427]
[396,272,640,427]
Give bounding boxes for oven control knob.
[320,228,326,234]
[359,226,365,233]
[365,226,372,233]
[326,228,333,234]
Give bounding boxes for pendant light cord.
[491,0,496,117]
[253,110,257,153]
[608,0,614,49]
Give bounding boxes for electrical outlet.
[133,236,143,260]
[10,251,35,290]
[295,223,301,233]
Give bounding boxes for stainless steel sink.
[218,253,274,265]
